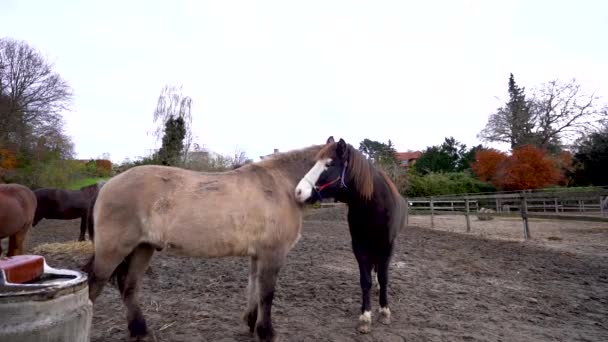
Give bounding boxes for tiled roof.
[395,151,422,161]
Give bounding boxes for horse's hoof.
[242,311,256,333]
[255,323,276,342]
[379,307,391,325]
[358,322,371,334]
[358,311,372,334]
[129,335,150,342]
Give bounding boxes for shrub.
[8,159,86,189]
[405,172,496,197]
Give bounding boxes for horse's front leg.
[255,251,285,342]
[354,249,374,334]
[377,255,392,325]
[242,256,259,333]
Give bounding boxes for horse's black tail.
[81,252,133,294]
[109,254,132,294]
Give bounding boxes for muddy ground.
[23,207,608,342]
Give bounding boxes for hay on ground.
[31,241,94,256]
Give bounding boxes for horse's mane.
[317,143,375,200]
[80,182,101,198]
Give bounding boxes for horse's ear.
[326,136,335,144]
[336,138,348,159]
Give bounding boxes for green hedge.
[405,172,496,197]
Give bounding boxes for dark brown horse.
[295,137,406,334]
[33,182,103,241]
[0,184,37,256]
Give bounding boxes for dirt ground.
[20,207,608,342]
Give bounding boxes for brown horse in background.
[83,142,330,342]
[33,182,103,241]
[0,184,37,256]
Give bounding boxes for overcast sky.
[1,0,607,162]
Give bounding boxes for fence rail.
[405,189,608,239]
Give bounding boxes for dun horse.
[33,182,102,241]
[295,137,406,333]
[0,184,37,256]
[83,143,327,342]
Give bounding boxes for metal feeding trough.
[0,255,93,342]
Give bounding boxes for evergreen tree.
[571,127,608,186]
[507,73,535,147]
[156,117,186,166]
[478,73,535,148]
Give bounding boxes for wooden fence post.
[521,192,530,240]
[430,197,435,228]
[465,198,471,233]
[554,198,558,213]
[600,196,605,217]
[405,198,409,226]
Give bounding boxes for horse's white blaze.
[294,158,331,202]
[359,310,372,323]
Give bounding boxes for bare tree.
[530,79,604,149]
[151,85,194,163]
[0,37,72,154]
[231,148,253,169]
[479,76,605,151]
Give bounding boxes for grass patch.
[31,241,94,255]
[66,177,109,190]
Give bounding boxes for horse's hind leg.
[255,251,285,342]
[120,244,155,341]
[242,256,259,333]
[377,255,392,325]
[78,214,87,241]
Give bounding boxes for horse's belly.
[161,224,253,258]
[48,208,84,220]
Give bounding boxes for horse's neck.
[345,169,396,209]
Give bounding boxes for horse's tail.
[81,252,132,294]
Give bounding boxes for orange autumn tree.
[496,145,563,190]
[0,149,17,170]
[472,145,566,191]
[471,148,508,182]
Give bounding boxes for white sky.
[1,0,607,162]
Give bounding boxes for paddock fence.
[405,187,608,240]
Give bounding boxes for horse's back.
[0,184,37,237]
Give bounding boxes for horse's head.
[295,136,351,204]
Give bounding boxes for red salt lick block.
[0,255,44,284]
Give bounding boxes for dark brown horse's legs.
[243,256,259,333]
[255,253,284,342]
[377,256,392,325]
[78,215,87,241]
[355,252,374,334]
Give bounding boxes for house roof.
[395,151,422,161]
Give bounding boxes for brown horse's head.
[295,137,375,203]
